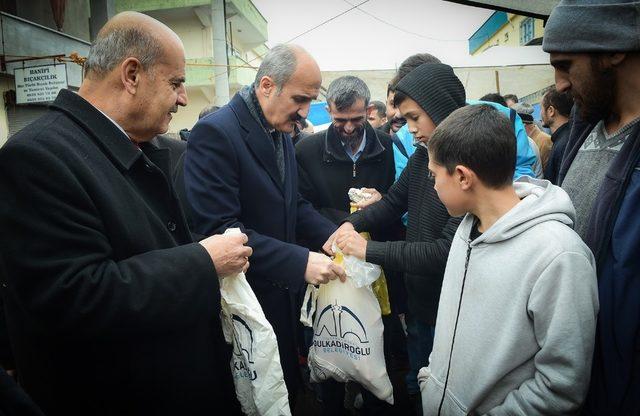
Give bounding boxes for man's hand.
[305,252,347,284]
[322,222,355,256]
[353,188,382,209]
[336,230,367,260]
[199,233,252,277]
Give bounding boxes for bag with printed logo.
[219,228,290,416]
[300,250,394,404]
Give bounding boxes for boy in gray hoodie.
[419,104,599,415]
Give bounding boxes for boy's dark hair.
[388,53,441,91]
[542,88,573,117]
[429,105,515,189]
[503,94,518,104]
[479,93,508,107]
[392,89,409,108]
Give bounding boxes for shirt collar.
[94,106,134,143]
[342,129,367,162]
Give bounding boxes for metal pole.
[211,0,230,105]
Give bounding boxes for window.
[520,18,535,45]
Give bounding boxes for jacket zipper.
[352,162,357,178]
[437,240,472,416]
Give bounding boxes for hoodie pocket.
[420,371,470,416]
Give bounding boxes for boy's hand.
[323,222,355,256]
[353,188,382,209]
[336,230,367,260]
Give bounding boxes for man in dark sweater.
[540,88,573,184]
[543,1,640,413]
[331,63,465,409]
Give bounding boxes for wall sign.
[14,64,68,104]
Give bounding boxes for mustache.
[291,113,304,123]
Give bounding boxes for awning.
[442,1,559,19]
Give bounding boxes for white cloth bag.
[219,228,291,416]
[300,250,394,404]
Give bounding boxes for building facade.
[117,0,268,133]
[468,11,545,56]
[0,0,268,145]
[0,0,102,146]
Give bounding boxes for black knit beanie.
[395,63,466,126]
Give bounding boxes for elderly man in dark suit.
[0,12,251,416]
[184,44,346,405]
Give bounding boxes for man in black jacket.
[296,76,396,224]
[540,88,573,184]
[330,63,465,410]
[0,12,251,415]
[297,75,403,413]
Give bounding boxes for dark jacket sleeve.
[184,120,310,288]
[365,216,461,275]
[295,192,338,249]
[0,366,45,416]
[0,143,219,336]
[346,151,411,231]
[295,150,348,225]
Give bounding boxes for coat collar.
[323,122,386,163]
[551,122,569,143]
[228,93,285,194]
[49,89,142,171]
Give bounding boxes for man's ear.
[120,57,142,95]
[258,75,276,97]
[547,105,556,118]
[609,52,626,67]
[456,165,474,191]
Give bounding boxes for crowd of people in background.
[0,0,638,415]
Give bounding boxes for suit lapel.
[282,134,295,211]
[230,95,285,195]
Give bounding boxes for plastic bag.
[300,255,394,404]
[347,188,392,315]
[334,244,381,288]
[219,228,291,416]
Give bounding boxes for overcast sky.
[251,0,494,71]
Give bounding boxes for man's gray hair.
[254,44,298,91]
[326,76,371,111]
[84,27,163,77]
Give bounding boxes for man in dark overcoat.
[0,12,251,416]
[184,44,346,405]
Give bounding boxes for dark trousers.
[319,379,393,416]
[405,314,435,395]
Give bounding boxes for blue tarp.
[307,102,331,126]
